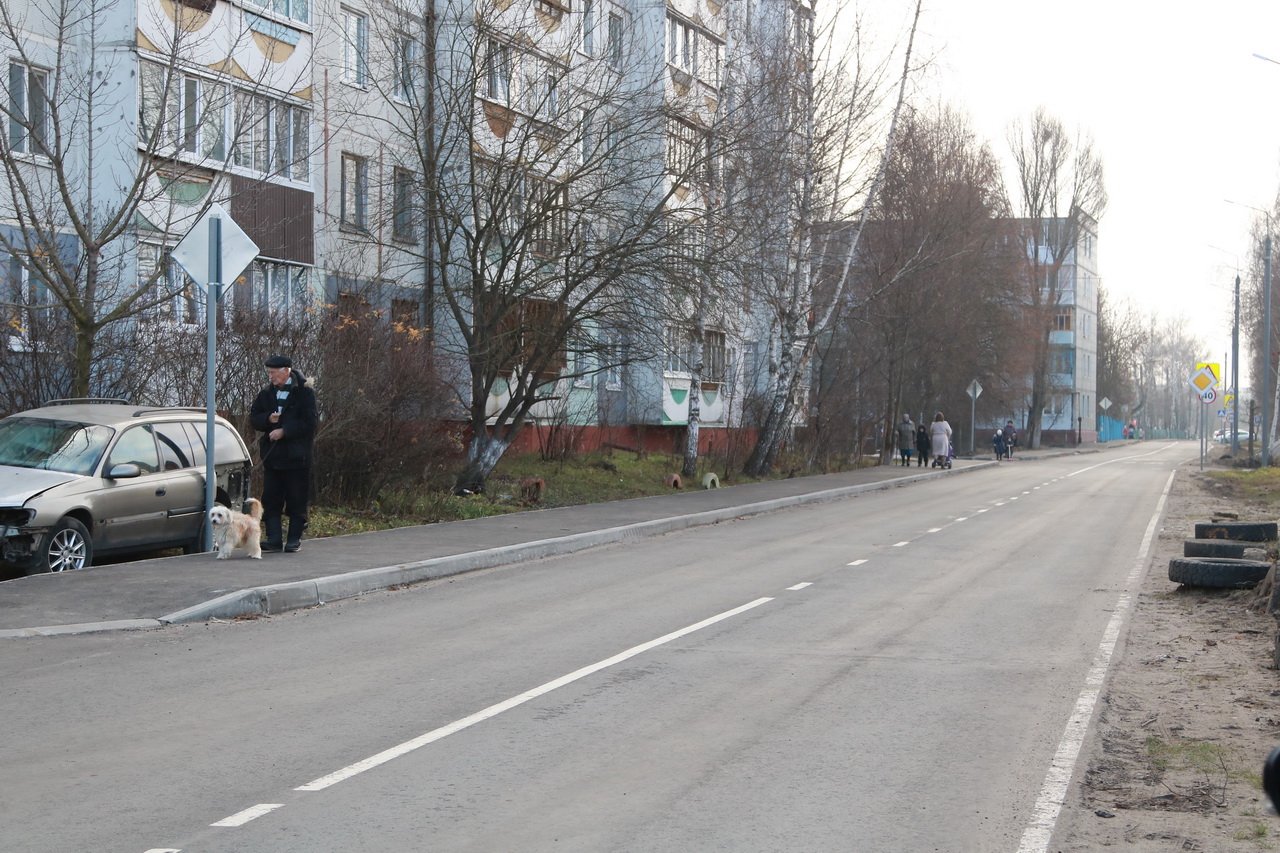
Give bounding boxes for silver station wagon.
[0,400,252,574]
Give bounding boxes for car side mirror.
[106,463,142,479]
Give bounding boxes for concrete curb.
[159,470,953,625]
[0,462,992,638]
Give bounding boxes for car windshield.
[0,417,114,475]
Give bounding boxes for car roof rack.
[43,397,131,406]
[130,406,208,417]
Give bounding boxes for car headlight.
[0,507,36,527]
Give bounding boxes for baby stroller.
[931,440,954,469]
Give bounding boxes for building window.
[3,253,55,345]
[253,0,309,24]
[667,16,721,87]
[391,297,420,329]
[484,39,512,102]
[392,167,417,242]
[607,12,623,68]
[341,153,368,230]
[342,9,369,86]
[665,327,691,374]
[233,92,308,179]
[704,330,726,383]
[246,261,310,316]
[139,63,228,161]
[138,244,203,326]
[581,0,594,55]
[666,116,709,182]
[529,176,568,256]
[394,31,421,103]
[1053,309,1073,331]
[8,62,49,156]
[603,329,623,389]
[522,58,561,119]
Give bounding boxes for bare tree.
[1095,283,1145,424]
[728,0,923,477]
[830,104,1015,461]
[0,0,309,400]
[328,0,714,493]
[1005,107,1107,448]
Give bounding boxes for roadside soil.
[1055,457,1280,851]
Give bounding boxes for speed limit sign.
[1200,387,1218,404]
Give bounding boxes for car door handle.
[155,487,167,497]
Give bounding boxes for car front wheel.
[44,518,92,572]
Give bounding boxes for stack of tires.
[1169,520,1277,589]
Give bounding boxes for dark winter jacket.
[249,368,318,470]
[915,425,930,455]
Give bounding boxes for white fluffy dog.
[209,498,264,560]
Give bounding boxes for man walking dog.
[250,354,318,552]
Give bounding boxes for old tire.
[1168,556,1271,589]
[43,517,93,573]
[1194,521,1278,542]
[702,473,720,489]
[1183,538,1256,558]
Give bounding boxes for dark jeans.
[262,465,311,540]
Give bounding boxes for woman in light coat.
[929,411,952,461]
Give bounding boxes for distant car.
[1215,429,1252,444]
[0,400,252,574]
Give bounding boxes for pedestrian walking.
[929,411,952,468]
[895,414,916,466]
[992,428,1007,461]
[250,354,318,553]
[915,423,930,467]
[1004,420,1017,457]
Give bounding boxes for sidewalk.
[0,447,1089,638]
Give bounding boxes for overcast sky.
[870,1,1280,389]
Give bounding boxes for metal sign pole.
[203,216,222,551]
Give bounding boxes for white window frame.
[484,39,512,103]
[138,243,203,327]
[607,11,623,69]
[253,0,309,24]
[392,166,417,242]
[394,31,421,103]
[341,152,369,230]
[8,61,49,157]
[342,9,369,86]
[248,260,310,316]
[234,91,308,179]
[580,0,595,55]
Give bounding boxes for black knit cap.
[264,354,292,368]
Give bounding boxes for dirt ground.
[1054,458,1280,851]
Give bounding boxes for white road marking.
[144,849,182,852]
[295,597,775,792]
[847,559,868,566]
[976,508,990,514]
[1016,469,1175,853]
[927,527,943,533]
[211,804,284,827]
[995,501,1006,506]
[1009,496,1019,501]
[787,582,812,590]
[955,516,968,522]
[893,541,909,547]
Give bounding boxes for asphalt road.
[0,442,1184,852]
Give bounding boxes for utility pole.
[1265,233,1273,466]
[1232,274,1240,455]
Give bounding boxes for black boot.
[284,519,306,553]
[261,516,283,551]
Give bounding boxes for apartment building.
[1,0,808,451]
